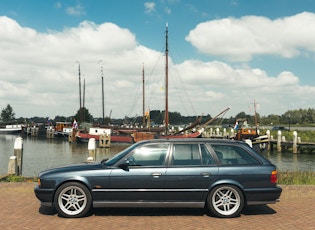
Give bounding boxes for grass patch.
[0,174,37,182]
[278,171,315,185]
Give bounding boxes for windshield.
[104,143,141,166]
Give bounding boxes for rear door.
[164,143,218,202]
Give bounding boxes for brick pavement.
[0,183,314,230]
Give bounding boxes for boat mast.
[142,64,146,127]
[254,99,258,127]
[100,61,105,124]
[165,23,169,132]
[78,63,83,123]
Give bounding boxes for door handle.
[200,172,211,177]
[151,172,162,178]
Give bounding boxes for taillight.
[271,170,278,183]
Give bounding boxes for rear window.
[211,144,260,165]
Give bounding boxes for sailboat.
[132,24,203,142]
[233,99,268,151]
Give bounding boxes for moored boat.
[0,124,24,135]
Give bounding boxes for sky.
[0,0,315,121]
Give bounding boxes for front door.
[107,143,169,202]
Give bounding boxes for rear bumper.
[244,186,282,205]
[34,185,55,207]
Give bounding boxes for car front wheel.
[207,185,244,218]
[54,182,92,218]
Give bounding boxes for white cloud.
[66,4,85,16]
[144,2,156,14]
[186,12,315,61]
[0,16,314,120]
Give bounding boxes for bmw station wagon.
[34,139,282,218]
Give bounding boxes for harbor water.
[0,134,314,177]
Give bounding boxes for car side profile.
[34,138,282,218]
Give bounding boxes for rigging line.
[168,48,197,116]
[146,53,165,111]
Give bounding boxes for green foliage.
[1,104,15,123]
[0,175,37,182]
[74,107,93,123]
[278,171,315,185]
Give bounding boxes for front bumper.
[34,185,55,207]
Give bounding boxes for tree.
[1,104,15,123]
[74,107,93,123]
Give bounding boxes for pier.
[203,127,315,154]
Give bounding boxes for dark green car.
[34,139,282,218]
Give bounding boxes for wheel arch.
[206,180,247,204]
[52,177,92,204]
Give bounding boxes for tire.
[54,182,92,218]
[207,185,244,218]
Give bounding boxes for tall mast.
[142,64,145,127]
[83,79,85,122]
[78,63,81,109]
[100,61,105,124]
[165,23,169,131]
[78,63,83,123]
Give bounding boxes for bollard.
[31,126,38,136]
[8,156,18,174]
[87,138,96,162]
[266,130,271,151]
[46,127,55,139]
[223,128,227,138]
[99,134,111,148]
[277,130,282,152]
[293,131,298,154]
[230,128,234,138]
[14,137,23,175]
[216,128,219,136]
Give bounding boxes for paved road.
[0,183,314,230]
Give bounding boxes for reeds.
[278,171,315,185]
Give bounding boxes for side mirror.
[118,161,129,171]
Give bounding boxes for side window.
[127,143,168,167]
[172,144,201,166]
[200,144,216,165]
[211,144,260,165]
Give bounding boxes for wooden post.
[7,156,18,175]
[293,131,298,154]
[216,128,219,136]
[223,128,227,138]
[87,138,96,162]
[99,134,111,148]
[230,128,234,139]
[266,130,271,151]
[277,130,282,152]
[46,127,55,139]
[14,137,23,175]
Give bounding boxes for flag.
[72,119,78,129]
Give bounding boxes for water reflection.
[0,135,314,177]
[261,151,314,172]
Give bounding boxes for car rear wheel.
[54,182,92,218]
[207,185,244,218]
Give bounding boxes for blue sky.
[0,0,315,121]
